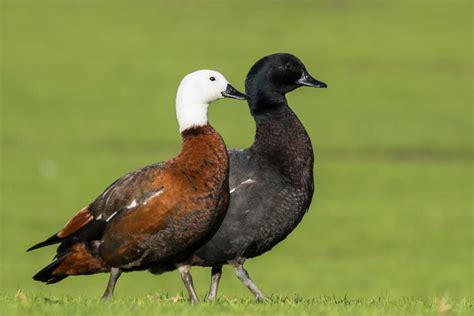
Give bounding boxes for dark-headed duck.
[192,54,327,301]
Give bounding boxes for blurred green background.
[1,0,472,302]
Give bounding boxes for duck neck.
[176,98,209,133]
[178,125,229,176]
[248,89,287,116]
[251,100,314,182]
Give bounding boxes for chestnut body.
[31,125,229,281]
[29,69,249,302]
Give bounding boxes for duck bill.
[221,84,249,100]
[298,72,327,88]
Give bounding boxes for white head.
[176,69,248,132]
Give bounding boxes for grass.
[2,291,473,316]
[1,0,472,315]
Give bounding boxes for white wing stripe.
[106,211,118,222]
[230,178,255,194]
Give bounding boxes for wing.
[220,148,286,229]
[27,162,166,251]
[88,162,165,220]
[227,148,255,187]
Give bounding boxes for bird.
[190,53,327,301]
[27,69,249,303]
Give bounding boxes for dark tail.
[27,233,62,252]
[29,214,108,284]
[32,242,109,284]
[33,254,69,284]
[27,205,96,253]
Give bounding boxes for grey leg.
[232,261,269,302]
[102,267,122,301]
[178,265,199,304]
[206,265,222,301]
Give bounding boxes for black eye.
[210,77,216,81]
[285,63,291,69]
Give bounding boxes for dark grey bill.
[222,84,249,100]
[298,72,327,88]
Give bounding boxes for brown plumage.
[95,125,230,270]
[53,243,109,275]
[57,206,93,238]
[29,125,230,298]
[28,69,248,302]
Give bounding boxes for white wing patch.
[230,179,256,194]
[106,211,118,222]
[144,189,164,205]
[126,189,165,208]
[127,199,138,209]
[104,188,165,223]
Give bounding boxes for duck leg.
[232,260,269,302]
[206,265,223,301]
[102,267,122,300]
[178,265,199,304]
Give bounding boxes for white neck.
[176,97,209,133]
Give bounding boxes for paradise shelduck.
[190,53,327,301]
[28,70,249,303]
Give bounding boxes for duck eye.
[209,77,216,81]
[285,63,291,69]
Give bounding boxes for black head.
[245,53,327,114]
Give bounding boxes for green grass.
[1,0,472,315]
[2,292,473,316]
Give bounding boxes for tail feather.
[32,254,69,284]
[32,243,109,284]
[46,275,68,284]
[27,205,95,253]
[27,233,62,252]
[29,206,108,284]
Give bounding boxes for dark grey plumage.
[192,53,327,301]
